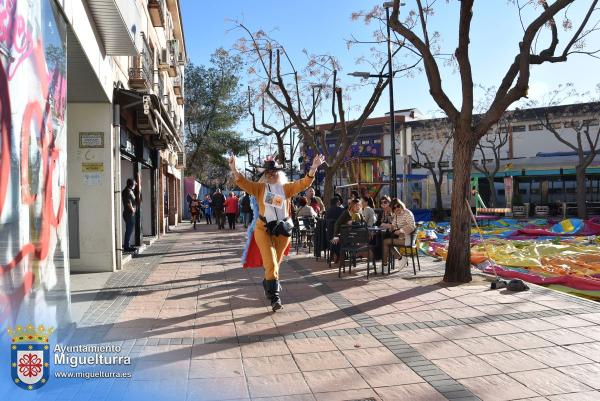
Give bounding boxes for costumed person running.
[229,153,325,311]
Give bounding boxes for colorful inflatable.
[416,217,600,299]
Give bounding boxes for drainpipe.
[113,103,123,270]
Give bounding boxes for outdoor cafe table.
[368,226,388,273]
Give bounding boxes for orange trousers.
[254,220,291,280]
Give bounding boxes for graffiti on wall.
[0,0,70,339]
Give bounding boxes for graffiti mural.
[0,0,70,344]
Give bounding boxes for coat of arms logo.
[8,324,53,390]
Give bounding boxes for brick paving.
[54,223,600,401]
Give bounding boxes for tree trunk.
[276,134,286,166]
[576,166,587,219]
[322,169,335,205]
[433,176,444,214]
[444,134,475,283]
[488,177,497,207]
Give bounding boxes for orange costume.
[235,173,314,281]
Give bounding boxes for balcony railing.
[129,33,154,90]
[148,0,166,27]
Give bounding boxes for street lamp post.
[349,2,404,199]
[384,2,397,199]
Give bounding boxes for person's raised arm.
[284,155,325,198]
[229,155,261,197]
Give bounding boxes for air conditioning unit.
[158,48,169,70]
[136,111,157,135]
[176,151,185,168]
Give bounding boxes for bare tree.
[248,88,294,165]
[378,0,600,282]
[235,23,394,203]
[539,103,600,218]
[411,125,452,216]
[472,123,510,207]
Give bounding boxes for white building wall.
[67,103,116,272]
[55,0,113,101]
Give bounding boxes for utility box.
[68,198,80,259]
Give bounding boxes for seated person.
[381,199,416,265]
[361,196,376,227]
[375,195,393,226]
[325,196,345,222]
[330,199,364,263]
[306,187,325,215]
[348,190,360,207]
[296,196,318,218]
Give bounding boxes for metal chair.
[295,217,315,254]
[338,225,374,278]
[390,229,421,275]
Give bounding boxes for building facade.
[0,0,186,343]
[305,103,600,213]
[305,111,420,199]
[407,102,600,211]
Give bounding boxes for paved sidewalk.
[62,223,600,401]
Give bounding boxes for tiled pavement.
[57,223,600,401]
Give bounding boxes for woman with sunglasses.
[375,195,393,226]
[381,199,416,266]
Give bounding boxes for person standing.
[240,192,252,228]
[225,192,239,229]
[122,178,137,252]
[212,188,226,229]
[189,194,201,230]
[230,154,325,311]
[202,195,213,225]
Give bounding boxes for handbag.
[264,184,293,237]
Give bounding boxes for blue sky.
[180,0,599,133]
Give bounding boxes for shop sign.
[79,132,104,148]
[81,163,104,172]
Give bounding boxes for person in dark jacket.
[122,178,137,252]
[212,188,226,229]
[240,192,253,228]
[325,196,345,223]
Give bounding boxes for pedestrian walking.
[230,153,325,311]
[240,192,252,228]
[189,194,201,230]
[225,192,239,229]
[202,195,213,225]
[212,188,226,229]
[121,178,137,252]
